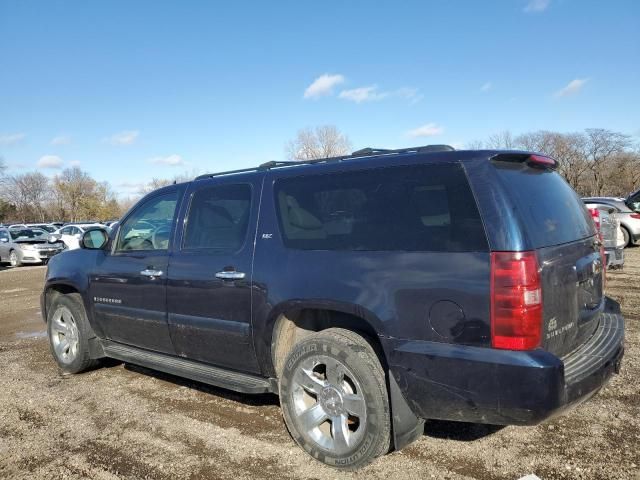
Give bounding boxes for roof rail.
[194,144,454,180]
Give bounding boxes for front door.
[167,177,261,372]
[89,188,183,354]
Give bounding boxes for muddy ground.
[0,252,638,480]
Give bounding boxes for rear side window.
[183,184,252,251]
[494,164,594,248]
[274,163,487,252]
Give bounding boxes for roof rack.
[195,144,454,180]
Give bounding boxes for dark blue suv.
[41,146,624,469]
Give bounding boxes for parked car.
[41,146,624,470]
[584,202,625,269]
[50,223,106,250]
[0,227,66,266]
[26,223,57,233]
[583,195,640,247]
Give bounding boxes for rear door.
[166,176,261,373]
[493,164,602,357]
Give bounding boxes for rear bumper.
[386,303,624,426]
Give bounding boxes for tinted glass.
[183,184,251,250]
[116,191,178,251]
[495,164,594,248]
[274,163,487,252]
[10,229,46,240]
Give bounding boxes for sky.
[1,0,639,196]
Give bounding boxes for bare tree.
[485,130,516,149]
[583,128,631,196]
[139,171,199,195]
[285,125,351,161]
[515,131,590,193]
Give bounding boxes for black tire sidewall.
[280,333,389,469]
[47,294,94,373]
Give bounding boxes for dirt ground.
[0,252,638,480]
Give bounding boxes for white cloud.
[69,160,82,167]
[480,82,492,92]
[554,78,589,98]
[339,85,423,104]
[104,130,140,146]
[148,154,184,166]
[0,132,26,146]
[303,74,345,99]
[117,181,146,191]
[51,135,72,145]
[339,85,386,103]
[37,155,64,169]
[406,123,445,138]
[524,0,550,13]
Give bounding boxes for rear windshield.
[495,163,594,248]
[274,162,488,252]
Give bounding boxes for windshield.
[9,228,47,241]
[494,164,595,248]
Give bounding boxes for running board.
[102,341,275,394]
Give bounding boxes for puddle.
[14,331,47,339]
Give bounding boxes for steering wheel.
[134,220,155,231]
[152,225,171,250]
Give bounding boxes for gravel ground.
[0,252,638,480]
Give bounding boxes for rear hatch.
[494,162,603,357]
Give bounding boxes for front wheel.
[9,250,21,267]
[47,293,99,374]
[279,328,390,470]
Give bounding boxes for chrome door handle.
[215,271,246,280]
[140,269,164,278]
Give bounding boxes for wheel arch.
[266,300,386,379]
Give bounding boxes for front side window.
[183,184,252,251]
[274,163,487,252]
[0,230,8,241]
[116,191,178,251]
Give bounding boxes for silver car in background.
[584,190,640,247]
[584,203,625,269]
[0,227,66,267]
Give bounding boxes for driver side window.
[116,191,178,251]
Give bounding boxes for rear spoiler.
[490,152,558,170]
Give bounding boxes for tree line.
[0,165,124,224]
[1,126,638,224]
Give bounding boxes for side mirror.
[81,229,109,250]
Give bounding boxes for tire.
[279,328,390,470]
[47,293,99,374]
[621,226,630,248]
[9,250,21,267]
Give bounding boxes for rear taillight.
[630,213,640,219]
[588,207,601,232]
[490,251,542,350]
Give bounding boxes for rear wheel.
[621,226,631,248]
[47,293,99,374]
[9,250,21,267]
[279,328,390,470]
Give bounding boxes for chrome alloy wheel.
[9,251,18,267]
[290,355,367,456]
[50,306,80,364]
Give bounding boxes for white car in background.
[51,224,106,250]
